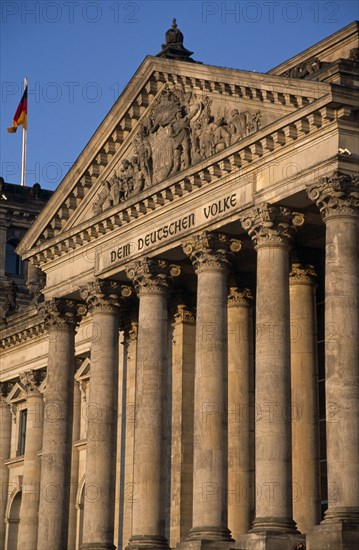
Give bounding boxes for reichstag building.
[0,20,358,550]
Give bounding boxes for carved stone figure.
[212,117,232,153]
[131,155,145,194]
[169,108,191,172]
[230,109,248,139]
[134,123,152,189]
[1,279,17,320]
[229,109,261,140]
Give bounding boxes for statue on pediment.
[93,85,263,214]
[283,57,321,79]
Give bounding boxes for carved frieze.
[93,85,262,214]
[182,231,242,272]
[307,171,359,220]
[240,203,305,247]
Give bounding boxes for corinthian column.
[125,258,180,550]
[182,231,241,542]
[17,370,44,550]
[306,172,359,549]
[289,264,319,534]
[37,299,84,550]
[0,384,11,550]
[227,287,255,538]
[238,204,305,549]
[80,280,132,550]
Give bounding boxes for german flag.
[7,84,28,133]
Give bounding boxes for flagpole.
[21,77,28,186]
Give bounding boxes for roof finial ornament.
[156,18,199,63]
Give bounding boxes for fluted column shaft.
[18,371,44,550]
[240,204,304,534]
[183,232,241,542]
[80,280,131,550]
[227,287,255,537]
[37,299,82,550]
[308,174,359,527]
[289,264,319,533]
[0,387,12,550]
[126,258,180,550]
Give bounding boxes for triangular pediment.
[7,382,26,403]
[75,357,91,380]
[18,55,332,261]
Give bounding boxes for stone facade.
[1,21,358,550]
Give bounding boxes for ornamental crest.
[93,85,262,214]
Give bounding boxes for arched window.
[5,240,23,276]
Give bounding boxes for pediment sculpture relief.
[93,85,261,214]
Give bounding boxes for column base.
[125,535,169,549]
[234,532,305,550]
[186,526,234,542]
[176,540,233,550]
[306,517,359,550]
[250,517,299,534]
[80,544,116,550]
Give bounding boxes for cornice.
[0,306,45,349]
[17,58,331,260]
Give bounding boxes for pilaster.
[227,287,255,538]
[170,302,196,547]
[0,384,12,550]
[289,264,319,534]
[17,370,44,550]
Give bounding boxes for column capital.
[173,303,196,323]
[37,298,86,330]
[125,257,181,295]
[227,286,254,307]
[307,171,359,220]
[19,370,42,398]
[80,279,132,313]
[182,231,242,272]
[290,263,317,286]
[123,320,139,343]
[240,203,305,248]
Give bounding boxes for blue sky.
[1,0,358,190]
